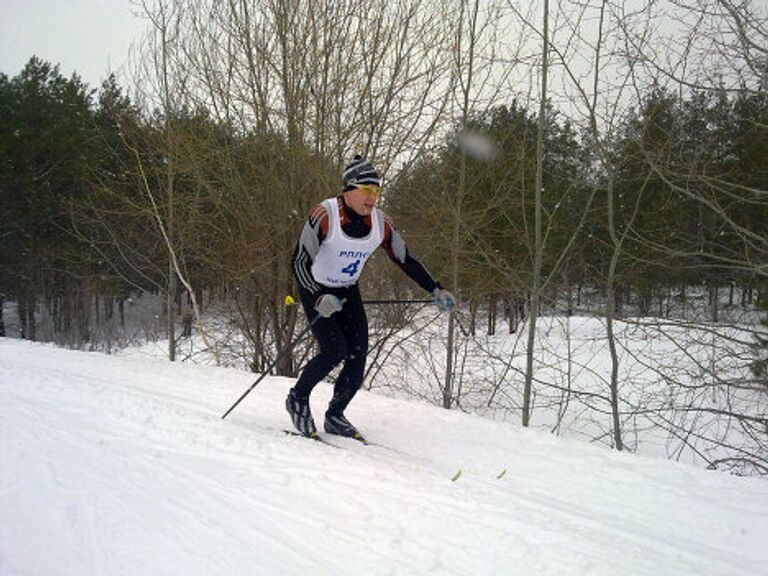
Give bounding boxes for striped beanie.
[342,155,381,191]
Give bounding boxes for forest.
[0,0,766,474]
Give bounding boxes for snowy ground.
[2,338,767,576]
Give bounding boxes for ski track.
[1,339,767,576]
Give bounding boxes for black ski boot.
[286,388,317,437]
[324,412,365,442]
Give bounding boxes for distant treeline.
[1,57,765,349]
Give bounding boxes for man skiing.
[287,155,456,440]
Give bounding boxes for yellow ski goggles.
[352,184,381,197]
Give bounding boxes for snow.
[1,338,766,576]
[370,313,766,469]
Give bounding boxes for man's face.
[344,184,381,216]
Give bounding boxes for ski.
[338,433,369,445]
[281,429,344,449]
[331,433,410,454]
[282,429,373,447]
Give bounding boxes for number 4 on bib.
[341,259,361,277]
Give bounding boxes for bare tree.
[123,0,465,374]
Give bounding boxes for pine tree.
[0,57,99,340]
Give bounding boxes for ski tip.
[451,469,463,482]
[496,469,507,479]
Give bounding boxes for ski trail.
[2,339,767,576]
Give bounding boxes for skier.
[287,155,456,439]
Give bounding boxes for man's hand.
[315,294,344,317]
[433,288,456,312]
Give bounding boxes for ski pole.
[221,317,318,420]
[363,299,433,305]
[364,297,469,334]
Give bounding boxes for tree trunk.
[638,286,650,316]
[523,0,549,427]
[159,5,176,363]
[509,295,526,334]
[63,294,72,338]
[119,298,126,328]
[487,295,496,336]
[182,310,193,338]
[77,289,90,345]
[165,117,176,361]
[710,283,719,322]
[167,270,177,361]
[51,297,56,334]
[105,297,114,321]
[553,315,573,435]
[18,299,27,339]
[25,296,37,341]
[444,0,483,410]
[614,284,624,318]
[606,312,623,450]
[605,175,624,452]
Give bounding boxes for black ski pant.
[293,284,368,416]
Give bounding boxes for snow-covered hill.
[1,338,766,576]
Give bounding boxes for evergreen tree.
[0,57,99,339]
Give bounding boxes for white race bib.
[311,199,384,287]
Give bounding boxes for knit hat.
[342,155,381,191]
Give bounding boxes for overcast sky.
[0,0,149,88]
